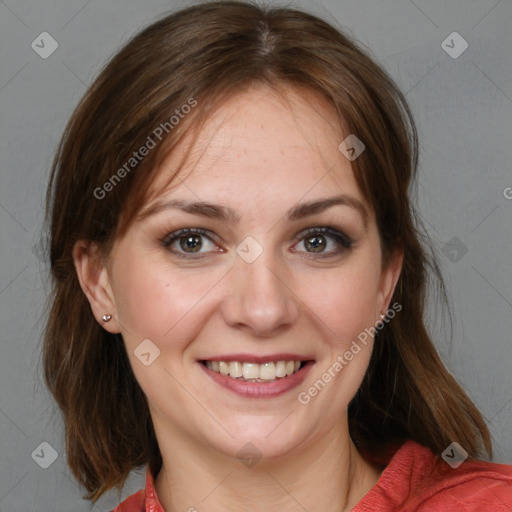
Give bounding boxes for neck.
[154,422,382,512]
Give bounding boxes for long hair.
[43,0,492,502]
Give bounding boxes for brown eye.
[161,228,221,257]
[304,235,326,252]
[179,234,203,252]
[293,227,354,256]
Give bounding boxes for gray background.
[0,0,511,510]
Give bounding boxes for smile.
[202,360,303,382]
[199,357,315,398]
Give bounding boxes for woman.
[43,2,512,511]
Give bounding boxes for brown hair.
[43,0,492,502]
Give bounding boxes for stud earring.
[101,314,112,322]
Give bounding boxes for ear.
[73,240,120,333]
[376,249,403,321]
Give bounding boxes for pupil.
[180,235,202,252]
[306,235,325,252]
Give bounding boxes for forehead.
[144,84,369,218]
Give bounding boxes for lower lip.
[199,361,314,398]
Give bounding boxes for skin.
[74,84,403,512]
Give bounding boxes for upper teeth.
[205,360,302,381]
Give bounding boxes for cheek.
[297,260,382,345]
[110,252,220,350]
[294,262,381,413]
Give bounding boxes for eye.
[161,228,222,257]
[292,227,354,256]
[161,226,353,259]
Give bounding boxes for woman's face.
[98,85,401,460]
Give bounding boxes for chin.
[207,415,305,460]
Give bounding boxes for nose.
[220,246,299,337]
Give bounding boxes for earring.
[101,314,112,322]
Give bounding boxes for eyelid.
[287,226,355,261]
[161,227,223,249]
[292,226,354,249]
[160,228,225,261]
[160,225,354,257]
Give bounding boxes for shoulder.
[355,440,512,511]
[111,466,165,512]
[412,452,512,511]
[111,489,145,512]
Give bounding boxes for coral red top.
[112,440,512,511]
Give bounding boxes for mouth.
[198,356,315,398]
[200,359,306,381]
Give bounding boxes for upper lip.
[200,353,314,364]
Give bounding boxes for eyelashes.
[160,226,354,259]
[297,227,353,253]
[161,227,222,257]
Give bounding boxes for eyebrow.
[139,194,369,229]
